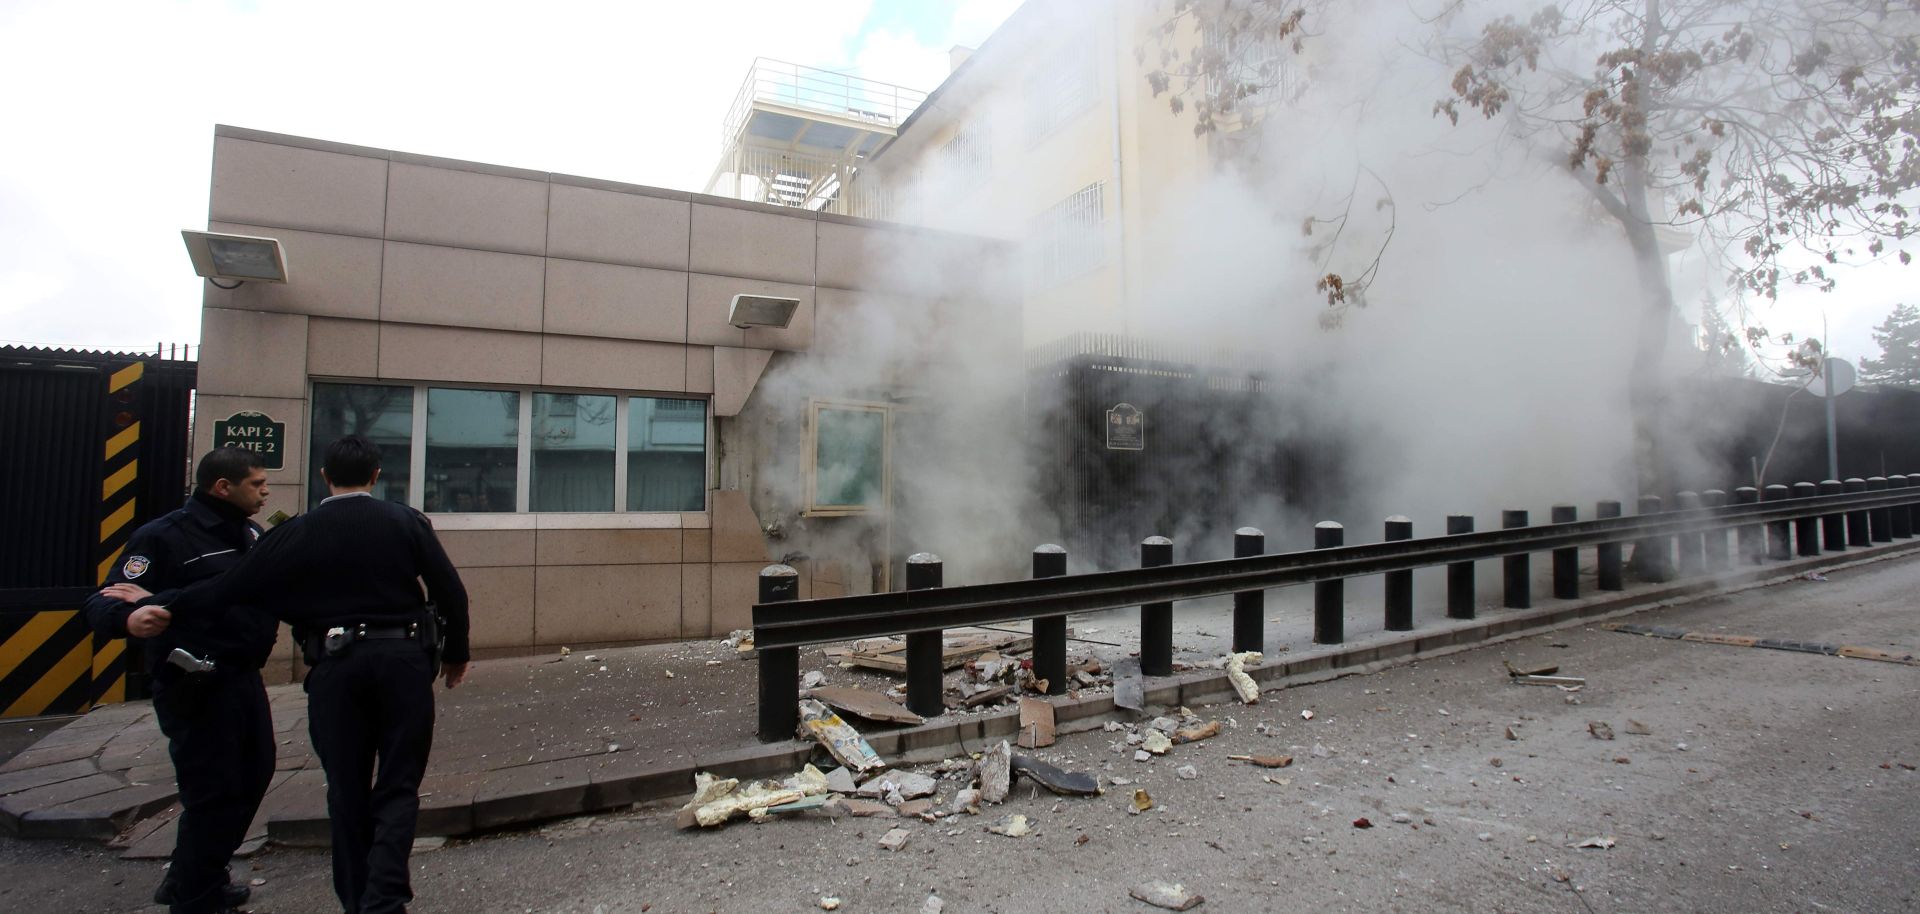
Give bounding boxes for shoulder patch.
[122,556,150,579]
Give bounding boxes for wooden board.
[807,686,924,725]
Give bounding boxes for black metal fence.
[753,479,1920,741]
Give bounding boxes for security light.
[181,230,289,287]
[729,294,799,329]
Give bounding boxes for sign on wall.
[1106,403,1144,451]
[215,411,285,470]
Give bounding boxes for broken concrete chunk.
[987,813,1032,837]
[878,827,911,851]
[1130,881,1204,910]
[1113,657,1145,711]
[802,670,827,690]
[1131,788,1153,812]
[1011,755,1101,796]
[1017,697,1058,749]
[1149,716,1179,733]
[1173,720,1222,744]
[1142,731,1174,755]
[1175,765,1198,780]
[1227,754,1293,768]
[921,894,944,914]
[949,788,981,815]
[1587,721,1616,741]
[856,771,937,801]
[978,740,1013,804]
[822,798,897,818]
[1625,719,1652,736]
[1134,750,1152,763]
[799,699,886,773]
[896,799,934,818]
[1225,651,1262,704]
[824,767,857,794]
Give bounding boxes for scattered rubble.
[1174,720,1222,744]
[1571,836,1616,849]
[1129,881,1204,911]
[1113,658,1145,711]
[675,766,831,828]
[1228,754,1293,768]
[978,740,1013,804]
[1142,731,1174,756]
[1588,721,1616,741]
[1225,652,1262,704]
[856,771,937,802]
[1175,765,1198,780]
[808,686,924,726]
[1625,719,1652,735]
[987,813,1033,837]
[878,827,912,851]
[1017,697,1057,749]
[799,699,885,773]
[1131,788,1153,813]
[1011,756,1100,796]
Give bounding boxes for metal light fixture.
[181,230,289,287]
[728,293,799,329]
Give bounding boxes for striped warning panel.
[91,359,144,708]
[0,608,96,718]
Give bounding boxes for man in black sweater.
[105,435,469,914]
[84,447,277,914]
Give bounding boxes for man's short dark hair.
[195,447,266,492]
[323,435,383,487]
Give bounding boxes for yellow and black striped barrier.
[0,598,98,717]
[90,359,144,708]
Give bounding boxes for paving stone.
[110,800,179,850]
[0,758,98,797]
[417,771,482,836]
[0,740,102,774]
[0,774,126,833]
[121,803,183,859]
[237,770,299,848]
[583,752,683,811]
[261,769,330,847]
[22,781,178,840]
[122,763,174,787]
[470,756,595,831]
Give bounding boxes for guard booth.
[0,346,196,717]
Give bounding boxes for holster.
[421,603,446,679]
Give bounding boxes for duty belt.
[306,621,422,660]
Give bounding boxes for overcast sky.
[0,0,1902,368]
[0,0,1019,354]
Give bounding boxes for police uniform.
[82,492,277,914]
[165,491,468,914]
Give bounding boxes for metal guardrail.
[721,57,928,151]
[753,478,1920,740]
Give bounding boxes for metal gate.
[0,346,195,716]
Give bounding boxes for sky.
[0,0,1020,354]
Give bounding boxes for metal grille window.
[1201,21,1299,113]
[1031,183,1106,288]
[1023,46,1098,145]
[938,124,992,183]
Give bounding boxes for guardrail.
[752,476,1920,740]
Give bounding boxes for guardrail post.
[1233,528,1267,650]
[1596,500,1624,590]
[1502,509,1530,609]
[1446,514,1475,618]
[904,554,945,718]
[1764,484,1793,560]
[1550,504,1578,599]
[1673,491,1703,575]
[1844,478,1869,546]
[1892,476,1914,539]
[1314,522,1345,644]
[1140,536,1174,676]
[1820,480,1847,550]
[1383,518,1413,631]
[1701,490,1729,569]
[1867,477,1893,542]
[1637,495,1674,580]
[1032,545,1068,696]
[1909,470,1920,537]
[756,564,801,743]
[1734,488,1763,564]
[1792,482,1821,556]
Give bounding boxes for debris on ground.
[819,897,840,910]
[1228,754,1293,768]
[1625,719,1652,735]
[1300,709,1315,720]
[961,686,1014,708]
[808,686,924,726]
[1142,731,1173,755]
[987,813,1032,837]
[921,893,944,914]
[1311,743,1333,758]
[1799,571,1829,582]
[1587,721,1616,741]
[676,766,832,828]
[1504,726,1519,740]
[799,699,886,773]
[1131,788,1153,813]
[1129,881,1204,910]
[1503,660,1559,677]
[1175,765,1198,780]
[724,630,754,652]
[948,789,981,815]
[801,670,827,689]
[1570,836,1616,849]
[821,798,896,819]
[1113,657,1145,711]
[878,827,912,851]
[1513,674,1587,687]
[1011,755,1101,796]
[978,740,1013,804]
[1174,720,1221,744]
[848,632,1034,674]
[1352,817,1374,829]
[1225,651,1262,704]
[1017,697,1057,748]
[824,767,857,794]
[856,771,938,803]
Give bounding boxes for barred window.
[1023,46,1098,145]
[938,124,992,183]
[1201,21,1299,112]
[1030,183,1106,288]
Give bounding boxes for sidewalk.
[3,539,1915,857]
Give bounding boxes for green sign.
[215,411,285,470]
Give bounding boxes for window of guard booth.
[308,383,414,510]
[628,396,706,512]
[424,388,519,513]
[805,399,889,516]
[532,392,616,512]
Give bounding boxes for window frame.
[803,397,892,517]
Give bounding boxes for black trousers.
[153,665,274,914]
[305,639,436,914]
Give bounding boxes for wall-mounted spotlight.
[729,293,799,330]
[181,230,289,288]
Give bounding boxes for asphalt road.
[5,552,1917,914]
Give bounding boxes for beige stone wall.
[199,126,1013,672]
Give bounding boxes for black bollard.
[1233,528,1266,651]
[1793,482,1821,556]
[1701,490,1729,570]
[904,554,945,718]
[1673,492,1703,575]
[1764,485,1792,560]
[1845,478,1869,546]
[1313,522,1345,644]
[755,564,801,743]
[1502,509,1530,609]
[1446,514,1476,619]
[1383,517,1413,631]
[1891,476,1914,539]
[1596,500,1624,591]
[1140,536,1174,676]
[1032,545,1068,697]
[1734,488,1763,564]
[1820,480,1847,551]
[1867,477,1893,543]
[1636,495,1674,580]
[1551,504,1579,599]
[1910,471,1920,536]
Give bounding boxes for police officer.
[113,434,469,914]
[84,447,277,914]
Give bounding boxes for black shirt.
[164,492,471,664]
[82,491,278,668]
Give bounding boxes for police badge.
[122,555,150,578]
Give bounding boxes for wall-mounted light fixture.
[181,230,289,288]
[729,293,799,329]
